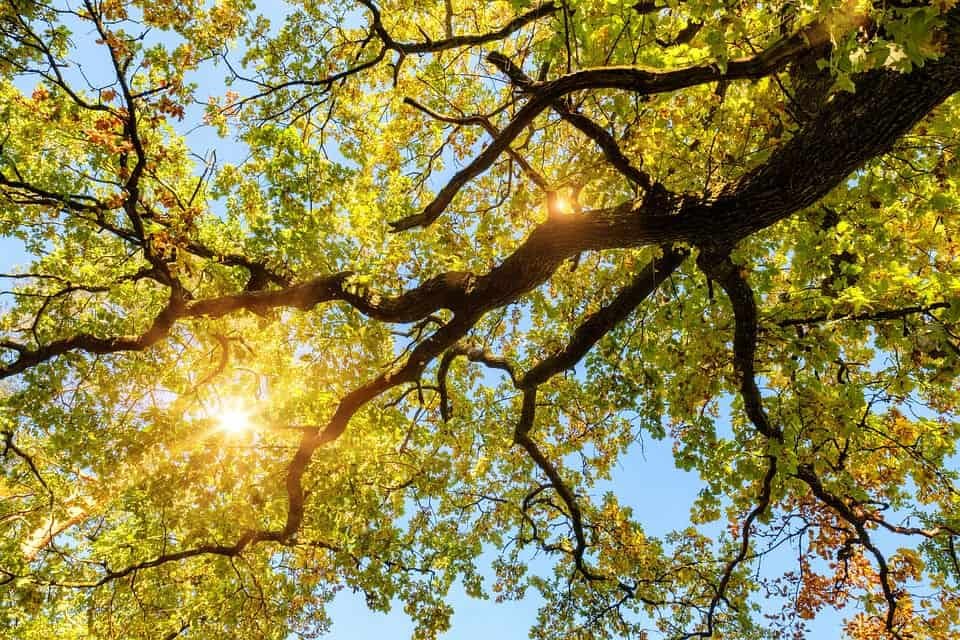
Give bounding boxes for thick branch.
[697,251,781,440]
[391,20,827,230]
[0,292,183,379]
[521,246,687,389]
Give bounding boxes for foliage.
[0,0,959,638]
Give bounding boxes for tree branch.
[697,251,781,440]
[486,51,656,192]
[521,246,687,389]
[358,0,559,55]
[391,17,834,231]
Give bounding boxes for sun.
[216,406,253,435]
[548,193,574,216]
[553,196,572,214]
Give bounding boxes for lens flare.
[552,196,573,215]
[216,407,252,435]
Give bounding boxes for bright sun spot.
[552,196,572,215]
[216,407,253,435]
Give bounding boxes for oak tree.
[1,0,959,638]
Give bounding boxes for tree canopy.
[0,0,959,638]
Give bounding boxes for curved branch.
[697,251,782,440]
[226,47,389,110]
[437,344,518,421]
[358,0,559,55]
[486,51,655,192]
[776,302,952,327]
[684,455,778,639]
[1,430,51,496]
[512,387,602,581]
[521,245,687,389]
[0,291,183,379]
[226,0,559,104]
[391,21,826,231]
[402,96,549,190]
[797,464,906,638]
